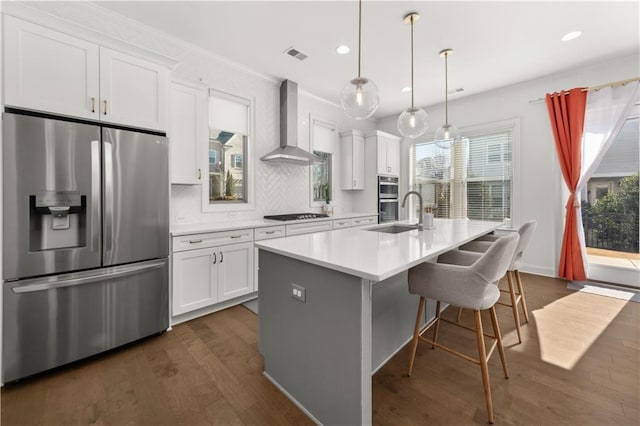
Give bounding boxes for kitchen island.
[255,219,502,425]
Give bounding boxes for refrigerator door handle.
[11,260,166,294]
[104,140,114,253]
[91,140,101,252]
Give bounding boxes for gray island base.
[256,219,502,424]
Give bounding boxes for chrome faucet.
[401,191,424,231]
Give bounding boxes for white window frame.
[202,88,255,212]
[309,115,337,208]
[407,117,520,226]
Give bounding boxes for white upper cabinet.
[3,15,167,131]
[340,131,365,190]
[371,131,401,176]
[169,81,207,184]
[3,15,100,120]
[99,48,167,131]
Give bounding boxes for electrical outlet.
[291,283,306,303]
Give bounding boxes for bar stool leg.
[489,306,509,379]
[474,310,494,424]
[515,270,530,323]
[456,307,463,323]
[506,271,522,343]
[432,301,441,348]
[407,297,425,377]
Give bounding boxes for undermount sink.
[368,224,419,234]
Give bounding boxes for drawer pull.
[230,235,243,239]
[220,251,223,263]
[212,252,217,264]
[265,231,276,235]
[188,239,203,244]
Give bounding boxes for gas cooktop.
[264,213,329,221]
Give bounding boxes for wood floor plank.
[1,276,638,425]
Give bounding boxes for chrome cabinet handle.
[230,235,242,239]
[265,231,276,235]
[197,168,201,180]
[103,100,108,115]
[220,252,223,263]
[91,97,96,113]
[189,239,203,244]
[212,252,217,264]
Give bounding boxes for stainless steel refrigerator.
[2,112,169,383]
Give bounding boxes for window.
[312,151,331,203]
[409,127,513,223]
[231,154,243,169]
[309,116,336,206]
[205,90,251,208]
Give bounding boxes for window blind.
[209,92,249,135]
[409,128,512,223]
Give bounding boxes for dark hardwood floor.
[1,274,638,425]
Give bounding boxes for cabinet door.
[172,248,218,316]
[386,137,400,176]
[218,242,254,302]
[99,47,167,131]
[170,82,207,184]
[376,137,388,175]
[352,134,365,189]
[3,15,99,120]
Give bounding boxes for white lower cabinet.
[217,242,254,302]
[172,239,254,316]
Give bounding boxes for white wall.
[377,53,640,277]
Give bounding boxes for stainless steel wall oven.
[378,176,399,223]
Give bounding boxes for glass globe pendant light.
[340,0,379,120]
[433,49,461,149]
[397,13,428,139]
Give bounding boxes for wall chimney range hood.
[260,80,321,165]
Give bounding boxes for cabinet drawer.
[332,218,353,229]
[351,216,378,227]
[255,225,286,241]
[286,220,333,236]
[173,228,254,252]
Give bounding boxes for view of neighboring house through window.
[581,112,639,259]
[312,151,331,203]
[409,127,513,223]
[207,91,249,204]
[309,117,336,206]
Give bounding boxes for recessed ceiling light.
[336,45,350,55]
[401,86,412,93]
[561,31,582,41]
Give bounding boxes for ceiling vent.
[284,46,308,61]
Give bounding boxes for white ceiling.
[95,1,640,118]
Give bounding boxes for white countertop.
[170,212,378,236]
[255,219,503,281]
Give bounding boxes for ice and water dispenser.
[29,190,87,251]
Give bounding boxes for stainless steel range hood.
[261,80,321,164]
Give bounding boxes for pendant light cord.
[357,0,362,78]
[410,15,414,108]
[444,52,449,125]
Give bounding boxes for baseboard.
[263,371,320,425]
[520,263,556,278]
[171,292,258,326]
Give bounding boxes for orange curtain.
[545,88,587,281]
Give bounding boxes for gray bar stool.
[407,233,519,424]
[454,220,537,343]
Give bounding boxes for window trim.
[309,115,337,208]
[407,117,520,226]
[201,88,256,213]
